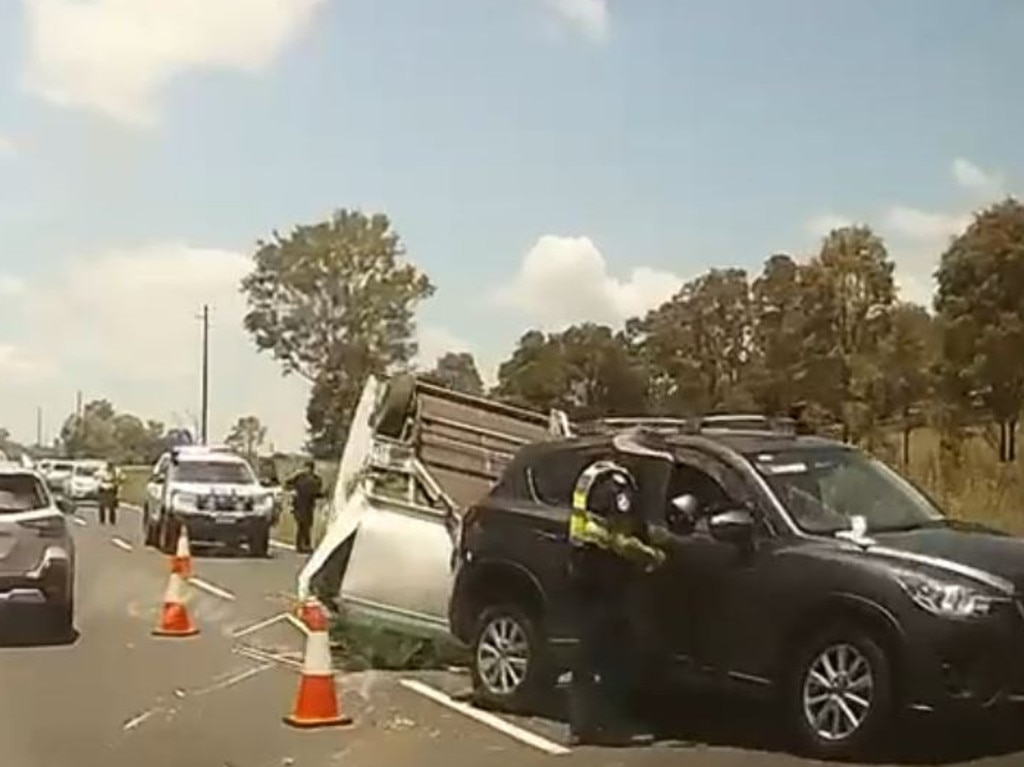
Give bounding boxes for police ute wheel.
[158,516,177,555]
[143,513,159,547]
[249,525,270,558]
[470,604,555,714]
[785,623,895,761]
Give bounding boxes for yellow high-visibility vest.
[568,460,665,568]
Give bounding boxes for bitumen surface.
[3,505,1024,767]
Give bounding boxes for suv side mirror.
[708,506,756,544]
[668,493,699,531]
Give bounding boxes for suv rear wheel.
[470,603,555,713]
[786,624,894,761]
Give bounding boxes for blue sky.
[0,0,1019,450]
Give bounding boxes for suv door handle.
[535,530,562,542]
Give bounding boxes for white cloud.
[543,0,610,43]
[0,134,16,158]
[951,157,1004,198]
[496,234,683,329]
[21,0,325,126]
[0,242,473,450]
[883,206,971,243]
[0,344,55,385]
[0,276,27,297]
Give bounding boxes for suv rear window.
[174,461,255,484]
[75,465,101,476]
[530,447,610,506]
[53,462,73,472]
[0,474,48,513]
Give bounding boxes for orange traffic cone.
[152,545,199,638]
[283,598,352,728]
[171,524,193,578]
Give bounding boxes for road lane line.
[72,516,87,527]
[399,679,571,756]
[194,663,272,696]
[111,537,133,552]
[231,612,288,638]
[235,645,303,672]
[122,709,157,731]
[189,576,236,601]
[285,613,309,636]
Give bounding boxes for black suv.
[448,418,1024,760]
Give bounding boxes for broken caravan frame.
[298,373,572,640]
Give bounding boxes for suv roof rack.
[572,413,798,437]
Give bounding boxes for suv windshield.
[174,461,255,485]
[749,447,945,534]
[53,463,73,472]
[75,465,101,476]
[0,474,48,513]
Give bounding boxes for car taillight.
[18,516,66,538]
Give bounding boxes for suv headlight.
[171,491,199,511]
[895,570,999,619]
[253,493,274,513]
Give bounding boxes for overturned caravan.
[298,374,571,640]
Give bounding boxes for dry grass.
[872,426,1024,534]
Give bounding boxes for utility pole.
[200,305,210,445]
[74,390,82,459]
[36,406,42,448]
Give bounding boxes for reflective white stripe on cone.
[152,569,199,637]
[171,525,193,578]
[283,598,352,728]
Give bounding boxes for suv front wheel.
[470,603,555,713]
[786,624,895,761]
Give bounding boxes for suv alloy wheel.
[786,624,894,760]
[470,604,555,713]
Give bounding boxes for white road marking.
[285,613,309,636]
[72,516,87,527]
[122,709,156,731]
[270,539,296,551]
[231,612,288,639]
[188,576,236,602]
[235,644,304,672]
[193,663,272,696]
[399,679,571,756]
[111,537,133,552]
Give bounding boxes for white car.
[39,460,75,497]
[62,460,106,507]
[298,374,570,640]
[142,446,278,557]
[0,462,76,636]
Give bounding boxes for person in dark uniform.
[286,460,323,554]
[567,459,667,747]
[97,461,122,526]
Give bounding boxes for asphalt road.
[3,504,1024,767]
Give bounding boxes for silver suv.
[0,464,76,637]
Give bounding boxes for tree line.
[0,400,273,466]
[238,200,1024,464]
